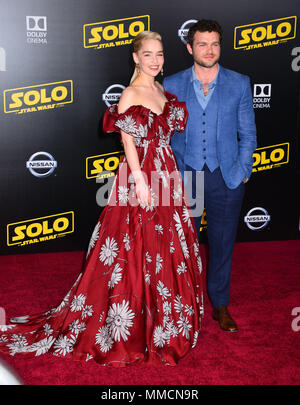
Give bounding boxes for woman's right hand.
[135,179,151,206]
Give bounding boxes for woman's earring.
[136,64,140,74]
[161,67,164,76]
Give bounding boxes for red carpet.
[0,240,300,385]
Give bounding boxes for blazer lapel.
[216,65,230,141]
[184,68,199,151]
[179,67,193,150]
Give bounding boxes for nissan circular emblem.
[178,19,197,44]
[244,207,271,231]
[102,84,125,107]
[26,151,57,177]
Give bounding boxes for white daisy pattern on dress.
[118,186,129,204]
[173,210,190,259]
[108,263,123,289]
[81,305,94,319]
[95,325,114,353]
[156,253,163,274]
[7,334,28,355]
[145,251,152,263]
[177,262,187,275]
[177,314,192,339]
[170,240,175,253]
[115,115,138,136]
[44,324,53,336]
[70,294,86,313]
[106,300,135,342]
[53,335,75,356]
[99,237,118,266]
[192,331,199,348]
[69,319,86,335]
[174,295,184,314]
[154,224,163,235]
[145,271,151,285]
[30,336,56,356]
[153,326,168,348]
[157,281,171,300]
[165,320,179,338]
[123,234,131,251]
[184,304,195,316]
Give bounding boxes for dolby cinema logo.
[26,152,57,177]
[178,19,197,44]
[244,207,271,231]
[26,16,48,44]
[253,84,271,109]
[102,84,125,107]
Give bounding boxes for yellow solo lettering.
[234,16,296,50]
[3,80,73,114]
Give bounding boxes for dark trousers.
[185,164,245,308]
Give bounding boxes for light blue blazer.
[163,65,257,189]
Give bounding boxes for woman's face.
[133,38,164,78]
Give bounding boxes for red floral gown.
[0,91,203,366]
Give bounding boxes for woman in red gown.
[0,31,203,367]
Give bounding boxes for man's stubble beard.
[194,55,220,69]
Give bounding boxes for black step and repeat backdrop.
[0,0,299,255]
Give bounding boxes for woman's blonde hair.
[129,31,163,85]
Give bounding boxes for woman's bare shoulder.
[118,86,139,113]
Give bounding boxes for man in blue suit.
[163,19,257,332]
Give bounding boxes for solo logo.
[83,15,150,49]
[244,207,270,231]
[3,80,73,114]
[234,16,297,50]
[102,84,125,107]
[7,211,74,246]
[86,151,124,180]
[252,142,289,173]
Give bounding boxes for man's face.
[187,30,221,69]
